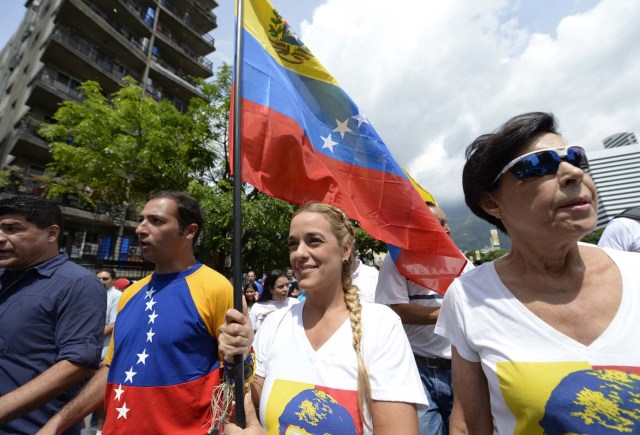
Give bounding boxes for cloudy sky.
[3,0,639,206]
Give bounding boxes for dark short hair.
[0,195,63,244]
[244,282,259,292]
[149,191,203,244]
[258,269,287,302]
[96,268,116,279]
[462,112,559,233]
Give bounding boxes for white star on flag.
[351,112,369,128]
[116,402,130,419]
[145,287,155,299]
[137,349,149,365]
[146,328,155,343]
[113,384,124,401]
[124,366,137,383]
[145,298,157,311]
[148,311,158,324]
[333,119,352,138]
[321,134,338,153]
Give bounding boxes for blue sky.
[3,0,637,204]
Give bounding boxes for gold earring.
[496,210,502,219]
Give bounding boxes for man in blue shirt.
[0,195,106,434]
[246,270,264,296]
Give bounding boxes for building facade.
[587,144,640,229]
[603,132,639,149]
[0,0,218,276]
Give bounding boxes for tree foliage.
[581,228,605,245]
[189,180,295,274]
[38,77,216,208]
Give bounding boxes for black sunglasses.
[493,146,589,184]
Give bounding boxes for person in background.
[95,269,121,362]
[351,255,379,303]
[249,269,300,331]
[0,195,105,434]
[375,201,473,435]
[436,112,640,434]
[92,268,122,434]
[246,270,264,297]
[244,281,259,309]
[597,206,640,253]
[285,266,299,294]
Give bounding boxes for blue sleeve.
[55,274,106,368]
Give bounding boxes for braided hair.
[292,203,373,429]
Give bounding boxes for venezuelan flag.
[230,0,467,294]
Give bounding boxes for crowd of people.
[1,111,639,434]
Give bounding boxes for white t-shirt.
[352,261,379,304]
[255,302,428,434]
[598,217,640,253]
[435,247,640,435]
[249,298,299,331]
[102,286,122,360]
[375,254,468,358]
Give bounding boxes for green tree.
[196,64,232,180]
[581,228,604,245]
[354,226,386,262]
[38,77,216,208]
[189,180,295,274]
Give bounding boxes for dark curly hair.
[462,112,559,233]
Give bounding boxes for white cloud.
[299,0,640,204]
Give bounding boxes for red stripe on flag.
[103,369,221,434]
[231,95,467,293]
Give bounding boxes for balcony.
[159,0,216,49]
[14,116,50,163]
[48,26,141,93]
[80,0,147,56]
[144,82,186,112]
[154,24,213,75]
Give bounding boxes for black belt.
[414,354,451,369]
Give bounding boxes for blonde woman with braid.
[221,203,427,434]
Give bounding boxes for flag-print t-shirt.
[103,263,232,434]
[255,302,428,434]
[435,247,640,434]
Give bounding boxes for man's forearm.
[103,322,115,337]
[0,360,94,425]
[389,303,440,325]
[38,365,109,434]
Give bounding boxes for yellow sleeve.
[186,265,233,339]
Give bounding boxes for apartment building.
[0,0,217,276]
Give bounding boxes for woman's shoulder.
[259,300,302,332]
[360,302,402,327]
[453,261,501,296]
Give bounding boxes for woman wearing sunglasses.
[249,269,300,331]
[435,112,640,434]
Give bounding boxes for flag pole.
[231,0,246,427]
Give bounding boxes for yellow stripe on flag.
[403,169,437,206]
[240,0,339,86]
